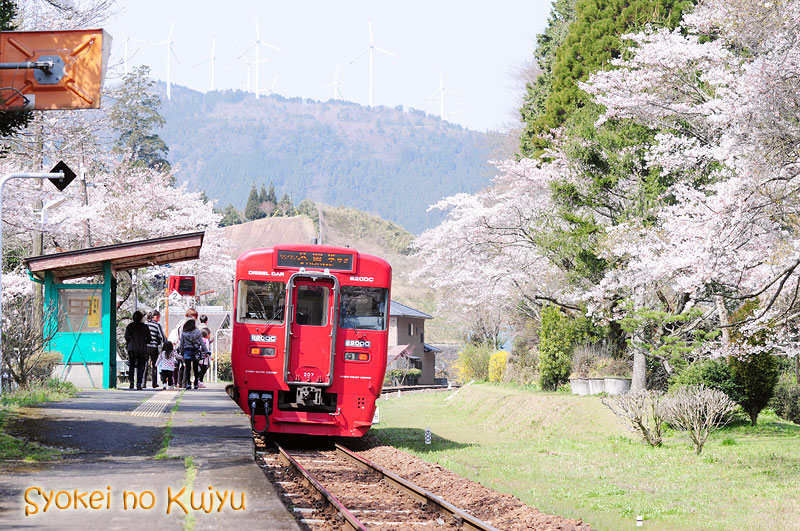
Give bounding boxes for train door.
[287,278,336,385]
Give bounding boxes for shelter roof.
[390,300,433,320]
[24,232,205,281]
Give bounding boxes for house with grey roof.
[387,300,441,385]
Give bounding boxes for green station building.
[23,232,204,389]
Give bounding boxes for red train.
[228,244,391,437]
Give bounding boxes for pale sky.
[103,1,551,132]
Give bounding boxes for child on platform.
[157,341,177,389]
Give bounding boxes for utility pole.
[79,143,91,247]
[33,115,44,331]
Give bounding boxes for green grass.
[155,391,184,460]
[0,379,79,461]
[183,456,197,531]
[371,383,800,530]
[1,378,78,407]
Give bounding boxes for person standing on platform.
[180,318,208,389]
[145,310,167,388]
[156,341,177,389]
[125,311,151,390]
[171,308,199,385]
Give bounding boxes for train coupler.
[248,391,273,435]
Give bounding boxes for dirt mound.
[223,216,316,259]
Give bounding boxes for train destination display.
[276,250,354,271]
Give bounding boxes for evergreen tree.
[276,192,293,216]
[520,0,693,155]
[266,183,278,204]
[219,203,243,227]
[244,184,265,221]
[519,0,577,157]
[0,0,32,138]
[110,66,171,171]
[258,184,268,204]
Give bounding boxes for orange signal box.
[0,29,111,110]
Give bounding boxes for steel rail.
[335,443,501,531]
[275,443,368,531]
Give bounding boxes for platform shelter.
[23,232,204,389]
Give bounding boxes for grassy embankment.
[0,379,78,461]
[371,383,800,530]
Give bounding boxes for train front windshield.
[339,286,388,330]
[237,280,286,323]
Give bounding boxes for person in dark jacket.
[125,311,152,390]
[180,319,208,389]
[145,310,167,388]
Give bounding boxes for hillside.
[157,84,494,234]
[222,205,457,342]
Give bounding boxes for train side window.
[295,285,328,326]
[236,280,286,324]
[339,287,388,331]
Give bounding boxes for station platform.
[0,384,299,530]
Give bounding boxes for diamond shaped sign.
[49,160,76,191]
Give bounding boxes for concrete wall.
[54,363,105,389]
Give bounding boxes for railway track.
[257,441,501,530]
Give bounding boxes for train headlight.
[249,346,276,357]
[344,352,370,362]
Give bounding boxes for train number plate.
[250,334,277,343]
[345,339,371,348]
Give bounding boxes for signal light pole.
[0,168,71,399]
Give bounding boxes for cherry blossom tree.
[418,0,800,388]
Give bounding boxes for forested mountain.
[156,84,493,234]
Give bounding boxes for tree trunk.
[715,294,731,346]
[631,328,647,391]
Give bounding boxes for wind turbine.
[245,59,271,93]
[193,36,218,91]
[322,64,342,100]
[350,18,397,106]
[122,33,147,76]
[238,16,280,99]
[263,73,280,96]
[430,68,461,121]
[153,21,179,100]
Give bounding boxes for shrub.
[770,374,800,425]
[28,352,63,383]
[507,326,538,384]
[387,368,421,385]
[488,351,508,383]
[216,352,232,382]
[661,385,737,454]
[571,343,599,378]
[602,390,665,446]
[729,351,779,426]
[589,357,631,378]
[538,306,573,390]
[455,343,492,382]
[669,358,741,400]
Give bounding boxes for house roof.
[424,343,442,353]
[390,300,433,320]
[24,232,205,281]
[387,344,418,365]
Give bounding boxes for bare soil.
[223,215,316,258]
